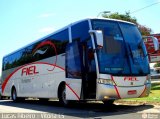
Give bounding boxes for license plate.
[128,90,137,95]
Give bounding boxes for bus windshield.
[92,19,150,76]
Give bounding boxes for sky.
[0,0,160,75]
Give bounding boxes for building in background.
[143,33,160,63]
[151,34,160,40]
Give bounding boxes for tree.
[138,24,152,36]
[102,12,152,35]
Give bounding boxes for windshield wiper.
[127,44,135,63]
[138,39,148,58]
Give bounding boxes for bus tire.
[58,84,69,106]
[0,95,9,100]
[39,98,49,102]
[103,100,115,106]
[11,87,18,102]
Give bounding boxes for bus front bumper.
[96,83,151,100]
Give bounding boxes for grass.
[151,82,160,90]
[121,82,160,102]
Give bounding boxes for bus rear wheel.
[11,88,18,102]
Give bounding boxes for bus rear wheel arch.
[11,86,24,102]
[11,86,18,102]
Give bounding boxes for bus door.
[65,40,83,100]
[81,41,97,99]
[65,40,97,100]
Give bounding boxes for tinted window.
[119,22,149,75]
[49,29,69,55]
[3,29,69,71]
[71,21,90,42]
[33,29,69,61]
[66,41,82,78]
[92,20,124,54]
[92,20,127,74]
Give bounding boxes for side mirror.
[152,37,159,51]
[143,36,159,51]
[89,30,104,47]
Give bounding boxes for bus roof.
[3,18,135,58]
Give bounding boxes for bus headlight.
[145,75,151,84]
[98,79,116,85]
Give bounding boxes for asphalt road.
[0,100,159,119]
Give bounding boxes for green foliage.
[138,24,152,36]
[102,12,152,35]
[154,63,160,67]
[151,82,160,90]
[103,12,137,24]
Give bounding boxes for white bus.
[1,18,154,106]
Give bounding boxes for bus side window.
[66,41,82,79]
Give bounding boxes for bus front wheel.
[58,85,69,106]
[103,100,115,106]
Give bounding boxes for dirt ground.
[115,100,160,107]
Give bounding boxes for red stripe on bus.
[2,67,21,93]
[111,75,121,99]
[139,76,148,97]
[2,62,65,93]
[32,41,58,71]
[65,83,80,100]
[139,86,147,97]
[114,86,121,99]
